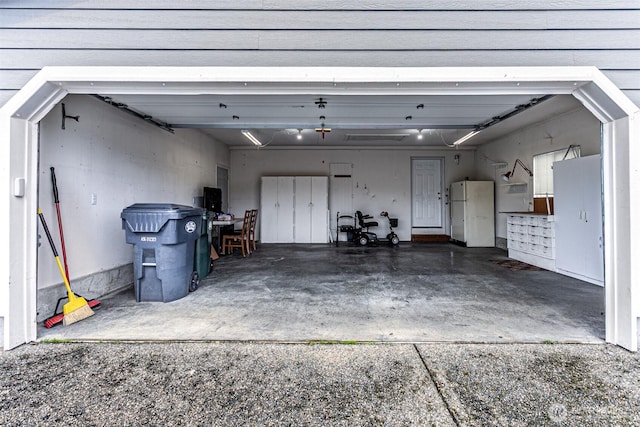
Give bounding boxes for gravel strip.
[417,343,640,426]
[0,342,452,426]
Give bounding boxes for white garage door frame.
[1,66,638,351]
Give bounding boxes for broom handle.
[50,167,70,280]
[37,208,76,299]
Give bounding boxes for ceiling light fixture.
[241,130,262,146]
[502,159,533,181]
[452,130,481,145]
[315,126,331,139]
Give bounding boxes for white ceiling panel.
[100,92,580,147]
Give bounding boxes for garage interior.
[3,66,637,350]
[32,76,606,344]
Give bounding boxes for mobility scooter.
[336,210,400,246]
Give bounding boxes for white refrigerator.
[450,180,495,247]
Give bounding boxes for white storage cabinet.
[507,213,556,271]
[553,155,604,286]
[261,176,329,243]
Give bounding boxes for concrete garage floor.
[38,243,604,344]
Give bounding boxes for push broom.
[38,208,94,325]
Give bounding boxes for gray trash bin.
[121,203,205,302]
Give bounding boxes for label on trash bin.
[141,236,157,242]
[185,220,197,233]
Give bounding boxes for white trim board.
[1,66,638,351]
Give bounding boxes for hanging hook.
[61,103,79,130]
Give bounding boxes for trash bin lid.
[121,203,205,233]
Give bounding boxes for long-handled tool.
[38,208,94,325]
[50,167,70,280]
[44,296,101,328]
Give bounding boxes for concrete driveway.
[1,342,638,425]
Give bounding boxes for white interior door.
[412,158,443,228]
[216,166,229,213]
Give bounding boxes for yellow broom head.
[63,295,95,326]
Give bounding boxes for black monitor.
[203,187,222,213]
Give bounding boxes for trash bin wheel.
[189,271,200,292]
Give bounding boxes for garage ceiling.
[104,92,582,147]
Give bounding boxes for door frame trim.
[1,66,638,351]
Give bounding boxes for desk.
[208,218,243,254]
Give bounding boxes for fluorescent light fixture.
[241,130,262,146]
[452,130,480,145]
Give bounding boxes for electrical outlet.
[91,193,97,205]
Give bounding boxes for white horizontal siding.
[3,49,640,70]
[3,29,639,50]
[4,0,639,10]
[2,10,639,30]
[0,3,638,108]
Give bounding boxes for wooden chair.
[248,209,258,252]
[222,210,251,257]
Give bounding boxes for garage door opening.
[1,67,638,351]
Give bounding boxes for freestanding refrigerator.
[450,180,495,247]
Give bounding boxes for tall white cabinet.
[553,155,604,286]
[294,176,329,243]
[261,176,329,243]
[260,176,295,243]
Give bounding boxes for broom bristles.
[63,303,94,326]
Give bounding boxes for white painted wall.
[229,147,477,241]
[474,105,601,239]
[37,95,229,291]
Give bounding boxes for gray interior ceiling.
[103,93,583,147]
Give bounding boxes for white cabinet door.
[277,177,295,243]
[261,176,294,243]
[294,177,312,243]
[310,176,329,243]
[554,155,604,285]
[579,155,604,282]
[260,177,279,243]
[294,176,329,243]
